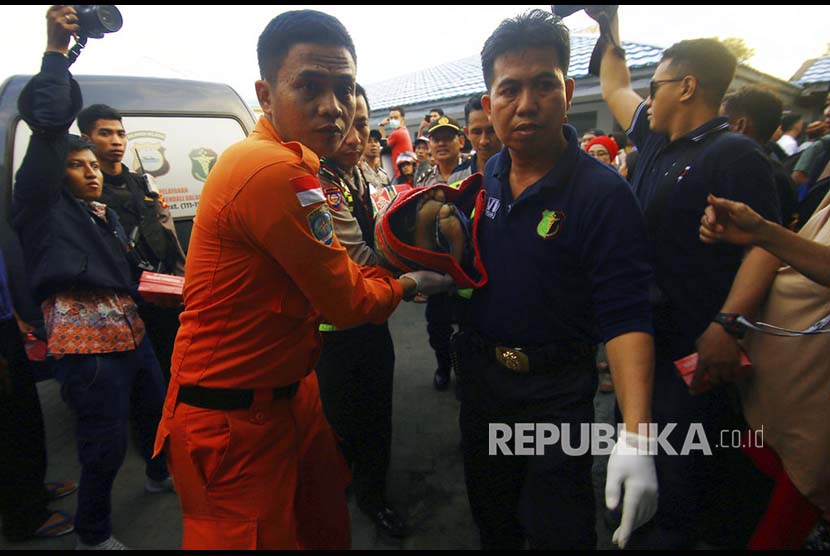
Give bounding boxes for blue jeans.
[54,336,168,545]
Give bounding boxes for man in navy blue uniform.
[455,10,658,550]
[592,8,779,550]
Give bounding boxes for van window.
[12,115,248,219]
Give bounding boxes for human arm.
[606,332,653,434]
[792,170,809,187]
[691,246,780,392]
[417,117,430,137]
[580,181,658,547]
[318,173,378,267]
[692,147,784,391]
[588,9,643,133]
[701,194,830,287]
[12,6,82,212]
[233,163,452,328]
[604,332,657,549]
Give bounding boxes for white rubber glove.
[400,271,455,297]
[605,429,658,549]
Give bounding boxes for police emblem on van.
[128,131,170,177]
[537,210,565,239]
[189,147,217,182]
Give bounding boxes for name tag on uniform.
[485,197,501,219]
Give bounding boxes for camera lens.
[73,5,123,38]
[96,5,123,33]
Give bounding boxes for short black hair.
[77,104,122,136]
[721,85,783,143]
[356,83,369,114]
[661,39,737,108]
[257,10,356,84]
[368,129,382,142]
[780,111,802,133]
[623,149,639,179]
[585,128,605,137]
[611,131,629,150]
[430,108,444,116]
[390,106,405,117]
[464,94,485,124]
[67,134,96,153]
[481,9,570,91]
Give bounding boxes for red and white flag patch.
[290,175,325,207]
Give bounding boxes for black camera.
[551,5,586,18]
[66,6,122,66]
[551,5,620,77]
[551,5,618,20]
[72,5,123,39]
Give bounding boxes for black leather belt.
[462,329,595,374]
[177,383,299,410]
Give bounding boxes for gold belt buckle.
[495,346,530,374]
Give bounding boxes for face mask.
[386,119,401,131]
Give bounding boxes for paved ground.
[0,300,618,550]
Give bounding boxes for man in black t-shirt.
[592,8,779,550]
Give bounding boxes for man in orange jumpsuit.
[153,9,454,550]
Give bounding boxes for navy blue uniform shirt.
[468,124,653,347]
[0,249,14,322]
[627,101,781,359]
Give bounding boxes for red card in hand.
[674,350,752,393]
[23,333,47,361]
[138,271,184,304]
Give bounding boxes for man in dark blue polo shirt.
[456,10,657,550]
[593,8,780,550]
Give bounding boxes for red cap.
[585,135,619,161]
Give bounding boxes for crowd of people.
[1,4,828,551]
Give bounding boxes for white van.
[0,74,257,327]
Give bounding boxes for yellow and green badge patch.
[536,210,565,239]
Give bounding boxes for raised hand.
[699,194,766,247]
[46,5,80,54]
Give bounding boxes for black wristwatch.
[713,312,746,339]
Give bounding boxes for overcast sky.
[2,5,828,105]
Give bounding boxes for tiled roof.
[366,35,664,110]
[790,56,830,85]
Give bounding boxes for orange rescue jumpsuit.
[153,116,404,550]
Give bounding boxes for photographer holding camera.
[417,107,444,138]
[77,103,187,382]
[11,6,173,550]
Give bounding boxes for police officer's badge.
[307,205,334,245]
[536,210,565,239]
[189,148,218,182]
[127,131,170,178]
[323,186,343,211]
